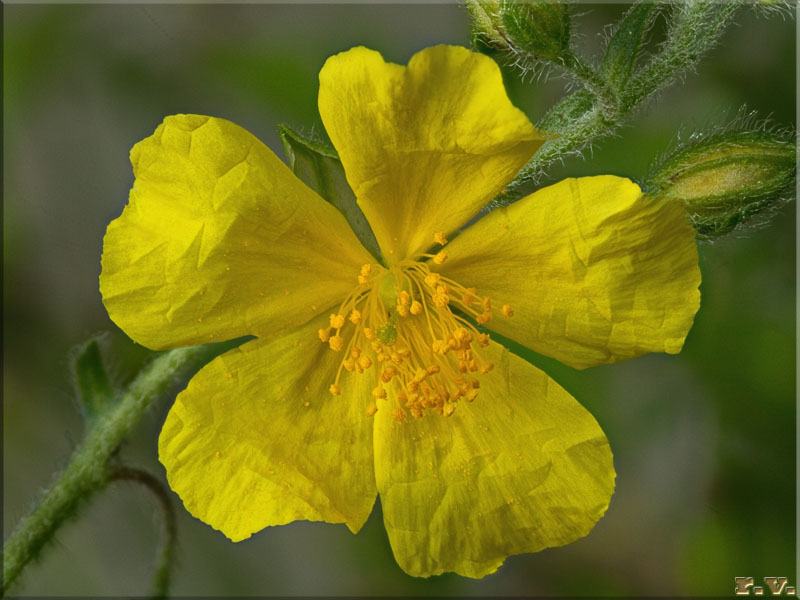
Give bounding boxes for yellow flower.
[99,45,701,578]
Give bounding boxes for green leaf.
[278,125,382,262]
[71,334,116,425]
[600,2,659,92]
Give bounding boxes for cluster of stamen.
[317,232,513,422]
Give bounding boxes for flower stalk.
[482,0,744,209]
[109,467,177,599]
[2,344,221,596]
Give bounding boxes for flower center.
[317,233,513,421]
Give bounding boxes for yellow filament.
[318,259,507,419]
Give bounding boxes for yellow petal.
[100,114,372,350]
[373,341,614,578]
[440,176,701,369]
[318,45,546,264]
[159,316,376,541]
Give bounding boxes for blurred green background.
[3,3,795,597]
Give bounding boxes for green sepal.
[465,0,506,48]
[500,0,571,63]
[537,89,595,133]
[645,130,796,238]
[278,125,382,262]
[601,2,659,93]
[70,334,116,425]
[466,0,571,64]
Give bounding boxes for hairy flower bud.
[466,0,571,63]
[646,131,796,237]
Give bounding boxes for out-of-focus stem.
[2,345,215,596]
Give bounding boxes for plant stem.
[110,467,177,599]
[489,0,742,208]
[2,344,217,596]
[622,0,740,111]
[561,53,618,121]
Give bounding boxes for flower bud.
[466,0,571,63]
[646,131,796,237]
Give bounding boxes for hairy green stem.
[561,53,618,121]
[622,0,740,111]
[490,95,610,207]
[2,345,217,596]
[490,0,742,208]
